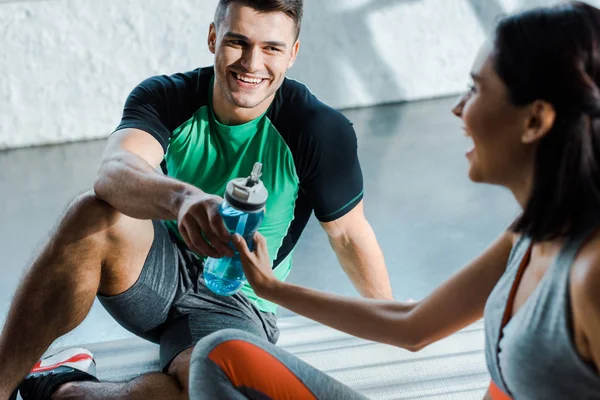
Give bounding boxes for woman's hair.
[494,1,600,241]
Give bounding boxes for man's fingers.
[185,219,220,258]
[203,201,231,244]
[212,215,233,244]
[194,210,232,257]
[203,226,233,257]
[180,224,207,257]
[190,214,226,257]
[179,224,194,252]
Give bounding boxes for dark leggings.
[189,329,369,400]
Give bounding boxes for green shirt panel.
[163,106,299,312]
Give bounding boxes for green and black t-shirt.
[115,67,363,312]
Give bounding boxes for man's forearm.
[330,225,394,300]
[94,151,201,220]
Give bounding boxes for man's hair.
[214,0,303,40]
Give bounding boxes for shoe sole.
[32,347,96,376]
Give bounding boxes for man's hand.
[232,232,278,297]
[177,193,234,258]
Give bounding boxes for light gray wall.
[0,0,581,149]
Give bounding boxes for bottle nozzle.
[246,162,263,187]
[226,162,268,210]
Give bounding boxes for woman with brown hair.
[190,2,600,398]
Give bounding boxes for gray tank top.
[484,230,600,399]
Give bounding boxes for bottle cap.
[225,162,268,212]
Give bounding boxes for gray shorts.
[97,220,279,371]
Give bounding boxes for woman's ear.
[522,100,556,144]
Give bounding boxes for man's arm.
[94,73,201,221]
[94,71,236,257]
[94,128,232,258]
[295,107,391,298]
[94,128,194,220]
[320,201,393,300]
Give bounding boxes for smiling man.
[0,1,393,399]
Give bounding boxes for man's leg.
[52,373,185,400]
[189,329,368,400]
[0,192,184,399]
[49,347,193,400]
[53,230,282,400]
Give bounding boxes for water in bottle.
[203,162,268,296]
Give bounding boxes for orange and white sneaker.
[16,347,98,399]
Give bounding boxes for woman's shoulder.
[568,228,600,367]
[571,228,600,288]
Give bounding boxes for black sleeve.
[114,71,202,153]
[300,109,364,223]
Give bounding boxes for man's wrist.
[170,183,202,220]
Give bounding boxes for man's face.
[209,3,300,110]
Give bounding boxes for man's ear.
[287,40,300,69]
[208,22,217,54]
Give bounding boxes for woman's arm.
[233,231,514,350]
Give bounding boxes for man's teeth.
[236,73,263,84]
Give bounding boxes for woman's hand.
[232,232,279,297]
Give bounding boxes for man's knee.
[30,191,122,276]
[62,192,154,296]
[58,191,121,239]
[56,191,150,258]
